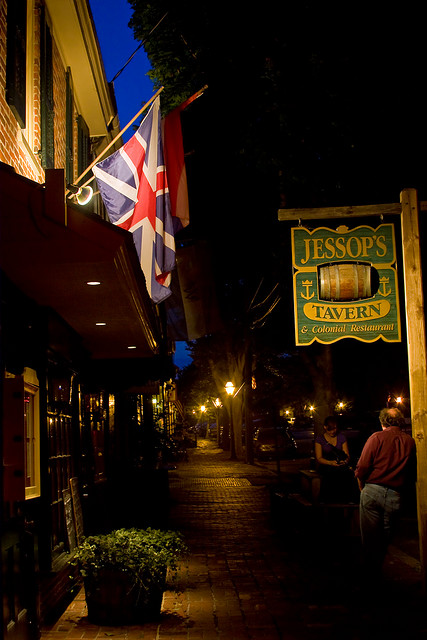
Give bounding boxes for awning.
[0,165,161,360]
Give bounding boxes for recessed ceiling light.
[95,322,106,326]
[127,345,137,350]
[86,281,101,286]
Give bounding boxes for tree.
[129,0,427,209]
[129,0,425,452]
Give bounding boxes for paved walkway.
[41,440,426,639]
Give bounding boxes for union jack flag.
[92,97,175,304]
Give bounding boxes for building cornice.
[45,0,120,143]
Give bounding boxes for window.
[23,368,40,499]
[77,115,90,177]
[40,5,54,169]
[47,370,75,557]
[8,0,44,177]
[82,393,106,482]
[65,69,74,184]
[6,0,27,128]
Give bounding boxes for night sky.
[89,0,154,142]
[88,0,192,369]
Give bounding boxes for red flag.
[162,89,205,230]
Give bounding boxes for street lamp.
[214,398,222,446]
[225,382,236,459]
[200,404,208,437]
[225,382,235,396]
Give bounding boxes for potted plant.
[71,527,188,625]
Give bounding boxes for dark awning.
[0,165,161,360]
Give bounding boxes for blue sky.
[89,0,154,142]
[89,0,192,369]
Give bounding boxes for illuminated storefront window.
[24,368,40,499]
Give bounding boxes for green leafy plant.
[71,528,188,606]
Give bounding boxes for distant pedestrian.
[355,407,416,581]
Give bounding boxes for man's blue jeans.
[359,483,401,575]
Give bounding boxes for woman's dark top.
[315,432,347,461]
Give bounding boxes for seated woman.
[314,416,357,503]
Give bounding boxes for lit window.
[23,368,40,499]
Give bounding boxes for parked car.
[253,426,298,461]
[286,420,315,457]
[336,413,380,460]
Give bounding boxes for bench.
[270,469,361,538]
[299,469,322,503]
[289,491,360,536]
[288,492,313,507]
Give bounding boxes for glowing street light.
[225,382,235,396]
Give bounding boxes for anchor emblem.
[378,276,392,297]
[301,279,315,300]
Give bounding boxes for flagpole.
[181,84,208,108]
[66,86,164,196]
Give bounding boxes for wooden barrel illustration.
[319,262,372,301]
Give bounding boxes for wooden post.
[400,188,427,591]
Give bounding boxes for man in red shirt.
[355,407,416,580]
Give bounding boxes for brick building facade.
[0,2,174,638]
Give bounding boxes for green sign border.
[292,224,401,345]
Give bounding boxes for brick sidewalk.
[41,440,426,640]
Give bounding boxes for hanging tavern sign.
[292,223,401,345]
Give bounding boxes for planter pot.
[84,569,164,625]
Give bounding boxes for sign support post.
[400,189,427,590]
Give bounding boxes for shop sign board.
[292,223,401,345]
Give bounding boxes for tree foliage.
[128,1,206,114]
[129,0,424,449]
[129,0,427,209]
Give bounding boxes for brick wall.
[32,0,41,176]
[0,0,23,174]
[0,0,71,184]
[52,36,66,170]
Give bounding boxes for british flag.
[92,97,175,304]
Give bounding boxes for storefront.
[1,165,174,634]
